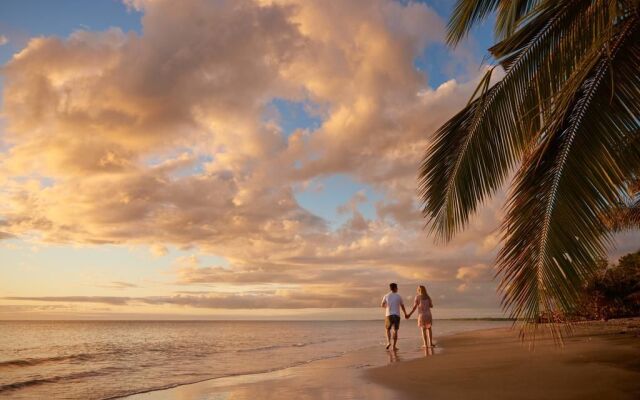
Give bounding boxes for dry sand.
[368,318,640,400]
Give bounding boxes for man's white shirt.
[382,292,404,316]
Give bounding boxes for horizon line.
[0,317,517,322]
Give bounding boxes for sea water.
[0,320,511,399]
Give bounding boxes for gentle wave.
[0,353,96,369]
[234,339,331,353]
[0,344,351,399]
[0,320,511,399]
[0,370,107,393]
[110,341,382,399]
[104,350,353,400]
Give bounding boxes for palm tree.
[419,0,640,337]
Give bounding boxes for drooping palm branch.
[420,0,640,337]
[604,178,640,232]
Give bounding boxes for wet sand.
[125,319,640,400]
[122,342,405,400]
[369,318,640,400]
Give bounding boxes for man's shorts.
[385,315,401,330]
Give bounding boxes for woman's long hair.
[419,285,432,305]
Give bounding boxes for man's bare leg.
[392,328,399,350]
[385,328,391,349]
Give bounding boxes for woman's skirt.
[417,312,432,328]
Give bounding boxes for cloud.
[4,275,501,309]
[149,243,168,257]
[0,304,71,313]
[3,290,381,309]
[0,0,514,311]
[456,264,492,293]
[97,281,139,289]
[0,231,15,240]
[0,35,8,46]
[175,259,398,286]
[4,296,131,305]
[456,264,491,281]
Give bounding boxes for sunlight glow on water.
[0,320,511,399]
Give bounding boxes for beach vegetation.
[575,250,640,320]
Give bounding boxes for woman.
[406,285,434,348]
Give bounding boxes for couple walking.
[381,283,434,350]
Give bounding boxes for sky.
[1,0,636,321]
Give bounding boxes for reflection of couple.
[381,283,434,350]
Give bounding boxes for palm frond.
[604,177,640,231]
[420,0,611,242]
[448,0,543,46]
[605,201,640,231]
[495,0,542,39]
[447,0,501,46]
[497,18,640,338]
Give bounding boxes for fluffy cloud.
[455,264,492,293]
[456,264,491,281]
[97,281,140,289]
[1,0,509,311]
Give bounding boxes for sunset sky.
[1,0,636,320]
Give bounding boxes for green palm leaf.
[421,0,640,336]
[498,16,640,336]
[495,0,544,39]
[447,0,543,46]
[420,0,613,242]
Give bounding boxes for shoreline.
[119,321,509,400]
[113,344,372,400]
[121,318,640,399]
[120,341,401,400]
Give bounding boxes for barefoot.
[392,347,399,351]
[385,343,391,350]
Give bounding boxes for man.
[381,282,407,350]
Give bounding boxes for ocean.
[0,320,511,399]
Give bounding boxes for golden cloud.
[0,0,506,310]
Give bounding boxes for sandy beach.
[369,318,640,400]
[123,318,640,400]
